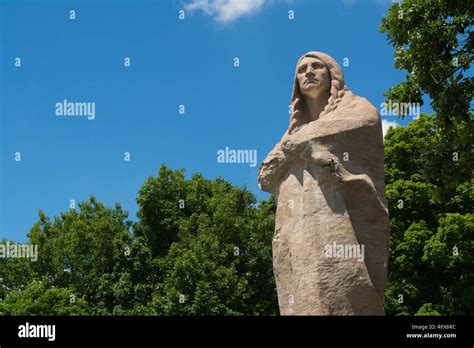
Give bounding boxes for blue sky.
[1,0,428,242]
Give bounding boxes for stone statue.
[258,51,390,315]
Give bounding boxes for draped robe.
[258,91,390,315]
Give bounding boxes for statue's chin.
[301,90,318,98]
[301,87,327,100]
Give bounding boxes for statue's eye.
[298,65,306,73]
[312,63,323,69]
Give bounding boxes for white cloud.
[184,0,267,23]
[382,119,400,138]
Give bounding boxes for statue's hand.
[261,151,284,169]
[280,137,298,157]
[327,158,349,182]
[318,155,371,187]
[280,130,310,159]
[282,121,323,156]
[312,146,335,167]
[310,146,352,183]
[258,147,288,193]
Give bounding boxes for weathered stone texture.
[258,51,389,315]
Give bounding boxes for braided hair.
[289,52,348,134]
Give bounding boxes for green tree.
[0,280,90,315]
[137,165,278,315]
[0,241,34,301]
[1,166,278,316]
[383,115,473,315]
[381,0,473,315]
[22,197,156,315]
[380,0,473,126]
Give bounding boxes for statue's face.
[297,57,330,99]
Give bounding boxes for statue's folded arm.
[258,141,291,194]
[283,102,381,151]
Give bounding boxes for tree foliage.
[383,115,473,315]
[0,281,90,315]
[380,0,473,126]
[0,166,278,315]
[381,0,473,315]
[137,166,278,315]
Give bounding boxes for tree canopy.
[383,115,473,315]
[381,0,472,316]
[380,0,473,126]
[0,166,278,315]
